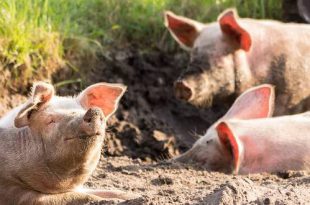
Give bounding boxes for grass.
[0,0,282,89]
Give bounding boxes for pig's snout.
[174,80,193,101]
[83,107,104,123]
[80,107,105,137]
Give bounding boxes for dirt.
[1,48,310,204]
[87,157,310,205]
[54,48,228,161]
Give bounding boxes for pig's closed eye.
[47,118,56,125]
[27,109,35,119]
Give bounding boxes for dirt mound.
[54,48,227,161]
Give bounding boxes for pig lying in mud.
[165,9,310,115]
[174,84,310,174]
[0,82,137,204]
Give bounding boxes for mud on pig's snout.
[80,107,105,137]
[174,79,194,101]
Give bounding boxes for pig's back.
[229,114,310,173]
[242,18,310,32]
[240,19,310,115]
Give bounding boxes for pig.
[164,9,310,115]
[0,82,137,204]
[174,84,310,174]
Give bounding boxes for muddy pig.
[0,82,137,204]
[174,84,310,174]
[164,9,310,115]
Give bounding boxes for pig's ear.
[223,84,275,120]
[77,83,126,119]
[164,11,204,50]
[216,121,242,174]
[30,82,55,105]
[15,82,55,128]
[218,9,251,51]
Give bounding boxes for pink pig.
[0,82,139,204]
[165,9,310,115]
[175,84,310,174]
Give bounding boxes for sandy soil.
[1,49,310,204]
[88,156,310,205]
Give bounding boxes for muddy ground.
[1,49,310,204]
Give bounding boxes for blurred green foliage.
[0,0,282,82]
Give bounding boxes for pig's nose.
[174,80,193,101]
[81,107,104,137]
[83,107,104,124]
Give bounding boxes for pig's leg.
[0,185,102,205]
[2,186,137,204]
[18,191,103,205]
[77,187,139,200]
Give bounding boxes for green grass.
[0,0,282,88]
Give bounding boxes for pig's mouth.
[64,132,102,141]
[78,132,102,140]
[189,94,213,108]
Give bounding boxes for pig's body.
[174,85,310,174]
[222,113,310,174]
[232,19,310,114]
[0,126,103,203]
[165,9,310,115]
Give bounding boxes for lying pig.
[164,9,310,115]
[174,84,310,174]
[0,82,136,204]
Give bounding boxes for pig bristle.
[188,129,203,140]
[194,96,213,108]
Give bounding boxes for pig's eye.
[206,139,213,144]
[27,109,35,119]
[47,118,56,125]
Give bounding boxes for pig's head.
[165,9,251,107]
[174,84,274,174]
[14,82,126,177]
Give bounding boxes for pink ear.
[223,84,275,120]
[164,11,204,50]
[216,121,241,174]
[78,83,126,118]
[15,82,55,128]
[32,82,55,104]
[218,9,251,51]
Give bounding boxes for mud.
[54,48,229,161]
[87,157,310,205]
[1,49,310,204]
